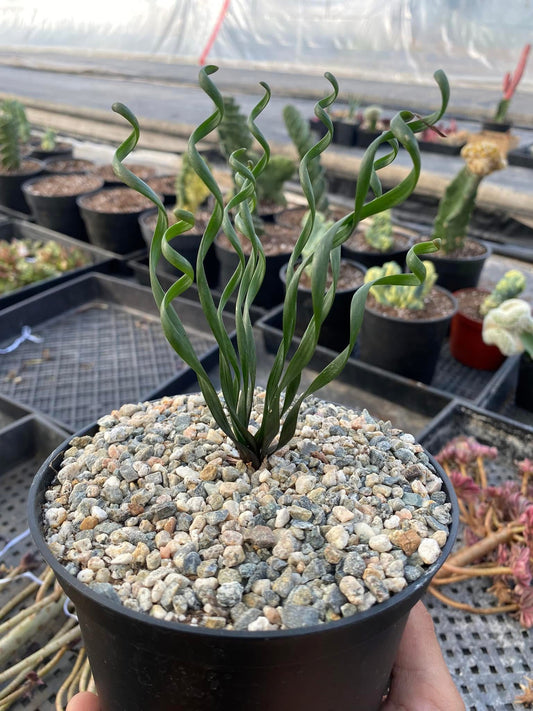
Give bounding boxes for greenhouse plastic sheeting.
[0,0,532,91]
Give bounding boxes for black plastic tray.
[257,305,510,405]
[128,255,267,324]
[0,273,235,432]
[507,143,533,169]
[0,219,117,310]
[418,402,533,710]
[476,356,533,430]
[0,392,32,431]
[0,415,76,711]
[173,321,453,436]
[0,204,35,222]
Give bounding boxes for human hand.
[66,602,463,711]
[380,601,465,710]
[66,691,100,711]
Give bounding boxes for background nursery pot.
[22,173,105,240]
[29,410,458,711]
[424,238,491,292]
[359,286,457,384]
[449,288,505,370]
[279,259,367,352]
[0,158,43,214]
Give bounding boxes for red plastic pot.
[449,288,505,370]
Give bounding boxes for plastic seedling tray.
[0,219,117,310]
[128,255,266,324]
[173,320,453,437]
[0,392,32,430]
[476,356,533,430]
[0,273,235,432]
[0,415,75,711]
[0,204,36,222]
[257,305,510,404]
[417,402,533,711]
[507,143,533,169]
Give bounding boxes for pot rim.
[21,173,105,197]
[28,411,459,641]
[365,285,458,325]
[76,186,158,215]
[0,158,44,176]
[279,258,368,295]
[426,237,492,263]
[453,287,491,323]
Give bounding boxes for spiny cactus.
[0,111,20,171]
[364,210,394,252]
[363,105,382,131]
[41,129,57,151]
[1,99,31,144]
[217,96,252,163]
[175,153,211,215]
[432,141,506,254]
[283,104,329,214]
[480,269,526,316]
[366,260,437,310]
[482,298,533,357]
[255,154,295,207]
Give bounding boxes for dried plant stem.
[0,645,68,708]
[35,567,56,602]
[476,456,488,489]
[0,588,61,636]
[55,648,86,711]
[79,658,92,693]
[0,625,80,685]
[441,562,513,578]
[0,581,40,621]
[439,525,522,571]
[429,586,519,614]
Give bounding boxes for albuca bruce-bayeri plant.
[111,65,449,469]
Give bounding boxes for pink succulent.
[518,587,533,629]
[502,44,531,100]
[449,469,481,502]
[509,546,532,588]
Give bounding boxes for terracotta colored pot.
[449,288,505,370]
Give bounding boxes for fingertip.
[66,691,100,711]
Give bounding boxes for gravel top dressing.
[42,391,451,632]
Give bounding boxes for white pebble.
[418,538,441,564]
[326,525,349,550]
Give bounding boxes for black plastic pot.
[507,143,533,169]
[308,117,328,138]
[139,209,219,287]
[341,230,414,269]
[43,156,96,174]
[28,142,74,161]
[29,421,458,711]
[22,174,104,240]
[359,287,457,384]
[424,239,491,293]
[0,160,44,214]
[215,238,291,310]
[517,353,533,411]
[77,190,148,254]
[279,259,367,352]
[332,119,356,146]
[355,127,382,148]
[481,119,512,133]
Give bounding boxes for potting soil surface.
[0,301,216,431]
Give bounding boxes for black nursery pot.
[358,287,457,384]
[139,209,219,287]
[0,159,44,214]
[215,239,290,310]
[77,192,147,254]
[341,234,413,270]
[22,174,105,240]
[481,119,512,133]
[332,119,356,146]
[424,239,491,293]
[28,142,74,161]
[279,260,367,352]
[516,353,533,411]
[29,424,458,711]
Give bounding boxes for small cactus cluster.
[174,153,211,215]
[482,298,533,357]
[365,260,437,310]
[0,239,89,294]
[432,141,506,254]
[363,210,394,252]
[362,105,382,132]
[480,269,526,316]
[0,99,31,171]
[40,128,57,151]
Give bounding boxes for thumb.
[381,601,464,711]
[66,691,101,711]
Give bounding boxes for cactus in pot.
[479,270,526,316]
[365,259,437,310]
[482,298,533,358]
[432,141,506,255]
[362,105,382,132]
[363,210,395,253]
